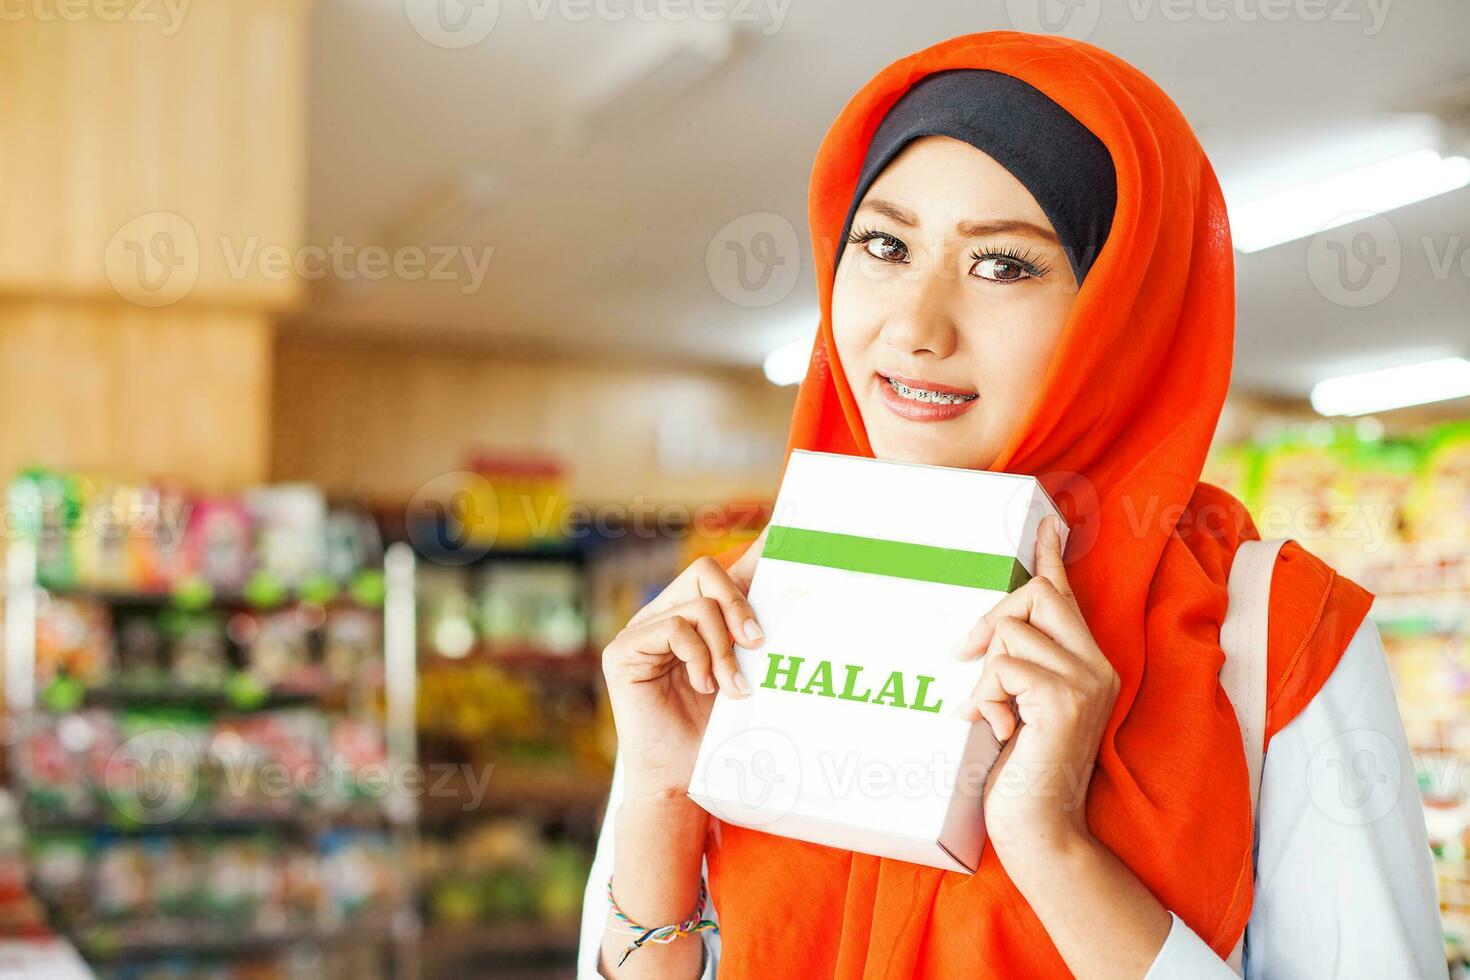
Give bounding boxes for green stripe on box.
[762,525,1031,592]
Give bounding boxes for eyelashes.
[848,225,907,262]
[846,226,1051,282]
[969,244,1052,280]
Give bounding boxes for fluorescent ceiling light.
[763,335,812,386]
[1230,150,1470,253]
[1310,357,1470,416]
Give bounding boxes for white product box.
[687,450,1068,873]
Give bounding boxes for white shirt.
[578,616,1445,978]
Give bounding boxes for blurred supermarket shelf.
[68,913,403,961]
[417,766,612,827]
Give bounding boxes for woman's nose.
[878,269,960,358]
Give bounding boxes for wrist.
[990,815,1096,883]
[622,779,705,814]
[611,794,709,929]
[616,790,708,861]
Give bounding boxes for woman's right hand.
[601,528,767,801]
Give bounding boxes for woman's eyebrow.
[861,198,919,226]
[956,218,1060,243]
[861,199,1060,244]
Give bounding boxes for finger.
[664,616,719,695]
[959,578,1093,661]
[667,597,750,698]
[958,645,1068,740]
[691,556,764,651]
[981,617,1084,683]
[608,615,716,695]
[953,650,1018,738]
[1033,514,1074,601]
[626,563,697,628]
[629,556,764,652]
[954,683,1018,744]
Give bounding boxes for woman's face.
[831,135,1081,471]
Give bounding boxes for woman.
[577,31,1443,979]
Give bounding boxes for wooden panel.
[0,0,310,309]
[0,301,274,489]
[271,334,798,507]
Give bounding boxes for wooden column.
[0,0,310,489]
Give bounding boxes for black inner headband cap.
[837,69,1117,285]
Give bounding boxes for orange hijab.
[707,31,1373,978]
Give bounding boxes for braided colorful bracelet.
[606,876,719,967]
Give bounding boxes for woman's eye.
[862,233,908,263]
[970,256,1033,283]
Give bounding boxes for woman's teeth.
[886,377,978,405]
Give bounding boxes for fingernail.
[703,677,717,695]
[742,619,764,646]
[733,673,752,697]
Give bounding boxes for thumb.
[1034,515,1072,599]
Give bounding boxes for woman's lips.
[874,372,980,421]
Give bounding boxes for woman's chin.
[866,420,995,471]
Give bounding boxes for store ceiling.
[297,0,1470,398]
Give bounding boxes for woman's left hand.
[955,513,1120,863]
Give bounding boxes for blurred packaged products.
[26,830,401,943]
[36,598,117,692]
[1207,416,1470,960]
[14,709,394,828]
[5,469,415,980]
[185,499,254,595]
[8,469,384,607]
[32,595,385,714]
[419,560,587,661]
[477,563,585,656]
[244,485,328,593]
[0,790,53,941]
[1410,422,1470,544]
[416,664,539,748]
[466,453,568,549]
[415,820,589,931]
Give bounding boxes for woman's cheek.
[830,282,883,368]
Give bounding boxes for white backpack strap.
[1218,537,1286,974]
